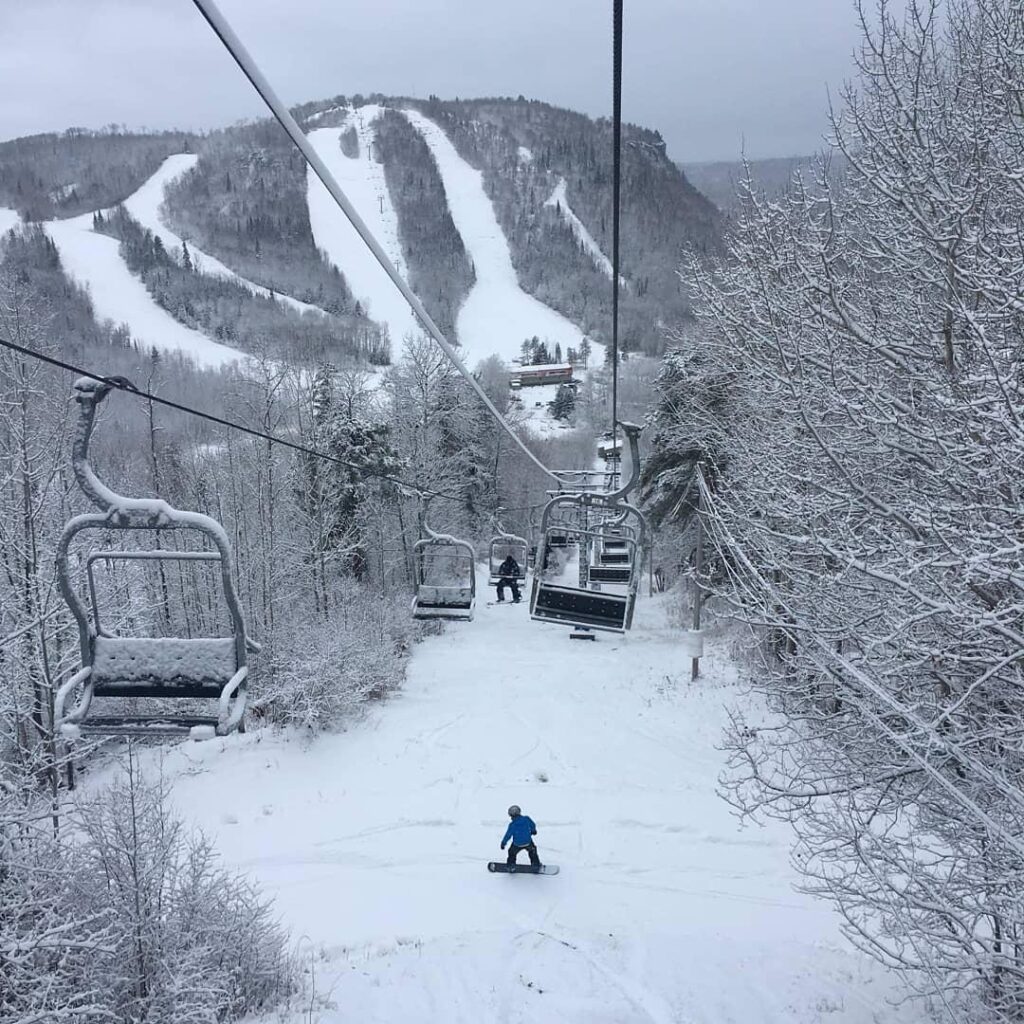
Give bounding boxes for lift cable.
[190,0,561,485]
[610,0,624,451]
[0,334,469,503]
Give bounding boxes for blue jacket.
[502,815,537,847]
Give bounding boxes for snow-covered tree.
[648,1,1024,1016]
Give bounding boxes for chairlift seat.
[600,549,631,565]
[413,586,475,621]
[588,565,633,585]
[531,582,628,632]
[91,636,239,696]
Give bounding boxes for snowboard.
[486,601,522,607]
[487,862,559,875]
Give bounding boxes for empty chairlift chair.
[55,377,254,739]
[530,495,641,633]
[531,423,649,634]
[412,523,476,621]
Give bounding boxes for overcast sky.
[0,0,864,163]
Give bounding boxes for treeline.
[94,205,389,365]
[161,118,353,313]
[374,108,475,340]
[0,127,195,221]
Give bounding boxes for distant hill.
[680,155,830,215]
[0,96,725,364]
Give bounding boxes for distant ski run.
[307,107,420,347]
[123,155,328,318]
[401,108,585,365]
[546,177,626,287]
[45,213,247,369]
[0,207,20,238]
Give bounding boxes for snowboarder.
[496,554,522,603]
[500,804,541,871]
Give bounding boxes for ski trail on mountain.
[545,177,626,288]
[123,154,328,318]
[401,108,586,365]
[119,593,925,1024]
[0,207,19,237]
[45,212,246,368]
[307,107,421,346]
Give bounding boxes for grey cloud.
[1,0,863,161]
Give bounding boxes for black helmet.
[508,805,521,817]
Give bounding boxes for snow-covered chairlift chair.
[411,517,476,622]
[55,378,254,739]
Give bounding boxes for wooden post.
[691,467,705,681]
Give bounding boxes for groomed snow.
[123,154,328,318]
[546,177,626,288]
[45,213,246,369]
[124,594,923,1024]
[307,108,421,346]
[401,109,586,366]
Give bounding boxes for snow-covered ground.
[124,593,923,1024]
[402,109,586,366]
[510,382,574,439]
[307,108,421,346]
[546,177,626,288]
[123,154,327,318]
[45,213,247,368]
[0,207,20,237]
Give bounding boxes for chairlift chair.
[412,520,476,621]
[54,378,255,739]
[487,530,528,587]
[530,496,640,633]
[531,424,650,634]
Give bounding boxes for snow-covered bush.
[254,585,415,731]
[1,757,293,1024]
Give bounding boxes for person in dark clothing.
[496,554,522,603]
[500,804,541,870]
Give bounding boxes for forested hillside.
[161,119,354,314]
[409,96,721,355]
[0,128,195,222]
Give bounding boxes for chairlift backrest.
[54,377,252,738]
[411,525,476,621]
[488,533,528,584]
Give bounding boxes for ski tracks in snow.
[114,591,926,1024]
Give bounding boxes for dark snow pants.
[496,578,521,602]
[507,842,540,868]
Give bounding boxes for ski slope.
[0,207,19,237]
[402,109,586,366]
[45,213,246,368]
[133,592,923,1024]
[307,108,421,346]
[546,177,626,288]
[123,154,328,318]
